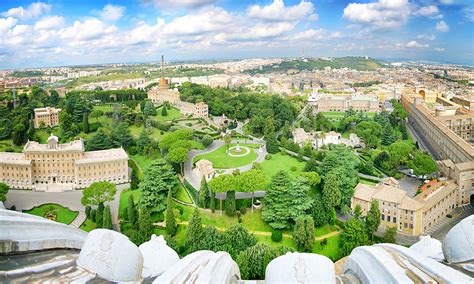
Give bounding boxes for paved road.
[5,183,129,231]
[184,139,267,189]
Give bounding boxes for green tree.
[224,134,231,155]
[311,192,329,226]
[237,243,275,280]
[0,183,9,202]
[127,194,138,227]
[354,204,362,219]
[102,205,113,229]
[322,174,342,209]
[355,121,382,148]
[165,190,177,236]
[167,147,188,175]
[12,124,27,146]
[112,122,134,149]
[339,217,368,256]
[262,172,313,229]
[201,134,214,147]
[86,128,112,151]
[139,160,178,213]
[409,152,437,176]
[223,223,257,260]
[138,206,153,244]
[199,178,209,208]
[161,105,168,116]
[130,169,140,190]
[89,109,103,123]
[194,226,226,252]
[80,181,116,206]
[210,191,216,213]
[264,119,279,154]
[293,215,315,252]
[83,112,90,134]
[136,131,151,154]
[143,101,156,116]
[96,202,104,228]
[185,208,203,253]
[383,226,397,243]
[225,191,236,216]
[365,200,381,240]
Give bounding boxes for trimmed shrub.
[265,154,272,160]
[271,230,283,242]
[291,166,297,171]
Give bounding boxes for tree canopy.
[80,181,116,206]
[139,160,178,213]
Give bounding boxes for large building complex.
[0,134,129,191]
[34,107,61,128]
[147,78,180,105]
[407,98,473,205]
[352,178,458,236]
[311,93,379,113]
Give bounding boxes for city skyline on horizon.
[0,0,473,69]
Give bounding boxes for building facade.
[147,78,181,105]
[179,102,208,118]
[352,178,458,236]
[407,99,473,205]
[314,93,379,113]
[0,134,129,191]
[34,107,61,128]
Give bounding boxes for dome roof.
[77,229,143,282]
[139,234,179,278]
[410,235,444,261]
[266,252,335,284]
[153,250,240,283]
[47,134,59,143]
[442,215,474,263]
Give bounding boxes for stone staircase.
[69,212,86,228]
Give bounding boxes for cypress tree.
[210,191,216,213]
[165,189,176,236]
[96,202,104,228]
[103,205,113,229]
[83,112,90,134]
[130,169,139,190]
[225,191,236,216]
[90,209,96,222]
[161,105,168,116]
[185,208,203,253]
[199,178,209,208]
[128,194,138,228]
[138,206,153,243]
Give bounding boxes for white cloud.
[162,7,232,36]
[417,34,436,40]
[406,40,429,48]
[2,2,51,19]
[436,21,449,32]
[248,0,316,22]
[414,5,440,17]
[142,0,217,9]
[343,0,411,29]
[34,16,64,30]
[62,18,117,41]
[0,17,17,33]
[462,6,474,22]
[100,4,125,22]
[434,47,445,52]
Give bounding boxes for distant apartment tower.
[180,102,208,118]
[34,107,61,128]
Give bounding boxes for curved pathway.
[184,139,267,189]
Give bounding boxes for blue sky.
[0,0,472,68]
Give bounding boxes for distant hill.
[246,56,383,74]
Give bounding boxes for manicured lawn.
[359,178,377,186]
[93,105,115,112]
[80,218,96,232]
[176,183,192,203]
[256,235,295,249]
[313,235,341,260]
[260,153,305,182]
[23,203,79,225]
[320,111,375,120]
[128,125,163,140]
[130,153,161,173]
[193,143,258,168]
[153,106,182,122]
[241,209,273,232]
[314,224,339,237]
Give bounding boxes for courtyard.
[192,143,261,169]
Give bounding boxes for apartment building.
[34,107,61,128]
[314,93,379,113]
[0,134,129,191]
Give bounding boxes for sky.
[0,0,472,69]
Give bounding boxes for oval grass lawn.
[193,143,259,168]
[23,203,79,225]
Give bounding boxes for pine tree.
[96,202,104,228]
[311,192,329,226]
[128,194,138,228]
[112,122,134,149]
[161,105,168,116]
[139,160,178,213]
[365,200,381,240]
[199,178,209,208]
[322,174,342,209]
[86,128,112,151]
[165,190,177,236]
[83,112,90,133]
[185,208,203,253]
[130,169,139,190]
[138,206,153,243]
[293,215,315,252]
